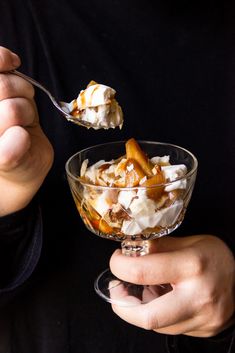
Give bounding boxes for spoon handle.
[10,69,57,102]
[8,69,76,118]
[6,70,97,129]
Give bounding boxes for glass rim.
[65,140,198,190]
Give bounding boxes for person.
[0,1,234,352]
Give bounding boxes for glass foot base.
[94,269,172,307]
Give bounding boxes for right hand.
[0,46,54,216]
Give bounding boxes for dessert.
[64,80,123,129]
[77,138,188,239]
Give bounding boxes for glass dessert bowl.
[65,139,198,306]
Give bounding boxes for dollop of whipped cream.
[65,81,123,129]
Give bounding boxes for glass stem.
[121,240,150,257]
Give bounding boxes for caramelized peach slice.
[87,80,98,87]
[99,219,114,234]
[113,178,126,188]
[90,219,100,230]
[76,201,101,231]
[114,158,145,187]
[125,138,153,177]
[113,158,127,186]
[142,172,165,200]
[115,158,127,177]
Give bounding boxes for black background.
[0,1,234,352]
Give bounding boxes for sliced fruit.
[99,218,114,234]
[142,172,165,200]
[90,218,100,230]
[125,138,153,176]
[87,80,98,87]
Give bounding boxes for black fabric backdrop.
[0,0,234,352]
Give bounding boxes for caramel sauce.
[89,85,99,106]
[80,90,86,108]
[71,109,80,117]
[71,100,81,117]
[98,163,112,172]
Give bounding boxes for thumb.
[147,235,203,254]
[0,46,21,71]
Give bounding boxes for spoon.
[8,70,97,129]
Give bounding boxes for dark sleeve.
[166,324,235,353]
[0,199,42,293]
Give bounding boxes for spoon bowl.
[8,70,106,129]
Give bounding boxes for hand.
[0,46,54,216]
[110,235,235,337]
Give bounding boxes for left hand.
[110,235,235,337]
[0,46,54,215]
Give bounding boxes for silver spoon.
[8,69,95,129]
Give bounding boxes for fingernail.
[11,53,21,67]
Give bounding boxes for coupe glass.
[65,141,198,306]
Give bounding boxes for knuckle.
[204,293,217,310]
[199,284,218,308]
[0,153,23,171]
[0,126,30,170]
[0,153,13,170]
[0,54,5,69]
[24,81,35,98]
[0,74,13,98]
[0,147,17,170]
[187,250,206,277]
[211,315,226,332]
[0,48,9,70]
[204,308,229,334]
[0,98,34,126]
[129,264,146,284]
[5,99,20,117]
[0,74,35,100]
[142,310,158,330]
[211,295,234,328]
[0,47,20,71]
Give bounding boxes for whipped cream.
[66,81,123,129]
[162,165,188,192]
[121,200,184,235]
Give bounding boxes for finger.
[155,316,203,336]
[112,285,195,331]
[148,235,202,254]
[0,98,36,134]
[0,73,34,101]
[109,282,172,306]
[0,46,21,71]
[0,126,31,172]
[110,246,201,285]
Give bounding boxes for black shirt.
[0,0,234,352]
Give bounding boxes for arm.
[0,46,54,216]
[0,46,54,290]
[0,199,42,292]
